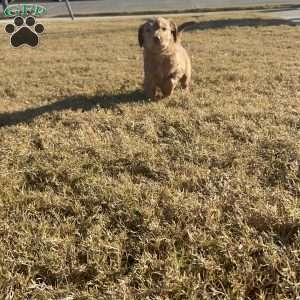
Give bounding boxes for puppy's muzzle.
[153,36,161,45]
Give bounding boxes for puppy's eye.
[161,27,167,31]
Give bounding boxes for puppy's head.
[138,17,178,52]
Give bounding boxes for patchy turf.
[0,13,299,300]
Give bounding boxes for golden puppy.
[138,17,191,100]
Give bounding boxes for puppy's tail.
[177,21,197,42]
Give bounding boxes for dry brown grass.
[0,13,299,300]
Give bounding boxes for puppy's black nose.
[153,36,160,44]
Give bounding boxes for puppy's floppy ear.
[170,20,178,42]
[138,23,145,47]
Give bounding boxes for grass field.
[0,13,299,300]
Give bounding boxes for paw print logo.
[5,16,44,48]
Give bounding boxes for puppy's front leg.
[180,74,190,91]
[161,75,179,98]
[144,77,157,100]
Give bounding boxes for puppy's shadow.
[0,90,147,128]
